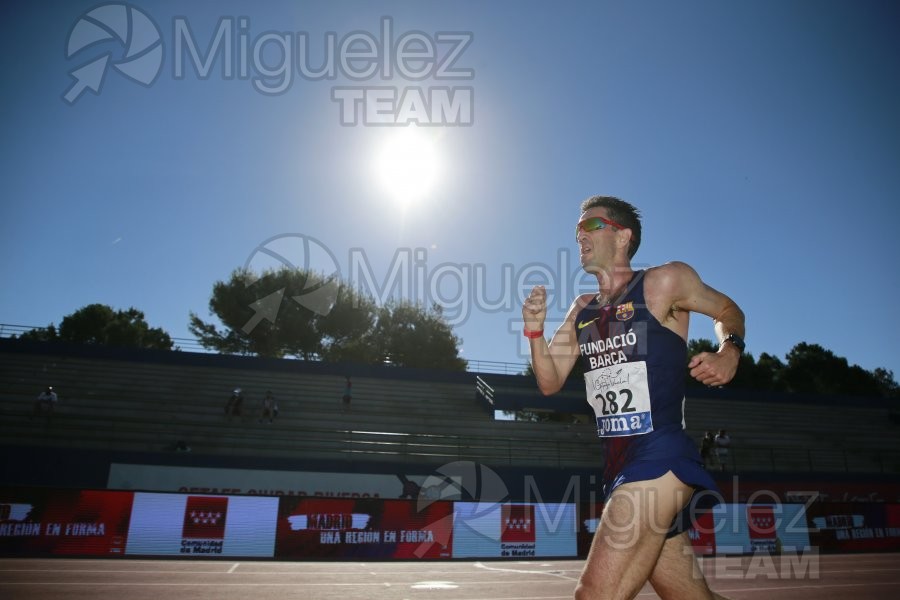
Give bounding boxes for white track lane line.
[474,561,580,581]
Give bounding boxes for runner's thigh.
[576,471,693,600]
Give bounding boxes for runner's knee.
[574,576,619,600]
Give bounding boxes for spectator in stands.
[32,386,58,421]
[259,390,278,424]
[342,376,352,411]
[174,440,192,452]
[714,429,731,471]
[699,431,716,470]
[225,387,243,420]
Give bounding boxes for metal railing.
[0,324,33,338]
[0,323,529,375]
[466,359,528,375]
[475,376,495,407]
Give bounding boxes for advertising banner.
[688,511,717,556]
[0,487,133,556]
[452,502,577,558]
[806,503,900,553]
[711,503,811,554]
[275,497,453,559]
[124,492,278,557]
[15,484,888,560]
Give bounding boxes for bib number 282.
[584,361,653,437]
[597,388,635,415]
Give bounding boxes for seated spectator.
[225,387,243,420]
[174,440,192,452]
[33,386,58,420]
[714,429,731,472]
[259,390,278,424]
[699,431,716,470]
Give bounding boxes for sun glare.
[372,126,440,208]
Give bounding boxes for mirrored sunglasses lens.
[579,218,604,233]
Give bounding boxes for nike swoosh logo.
[577,318,599,330]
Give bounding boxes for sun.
[372,126,441,208]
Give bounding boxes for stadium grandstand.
[2,334,898,499]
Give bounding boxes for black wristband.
[723,333,745,353]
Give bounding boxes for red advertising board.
[0,488,133,556]
[806,503,900,553]
[501,504,536,543]
[746,505,777,553]
[688,511,716,556]
[275,497,453,559]
[182,496,229,539]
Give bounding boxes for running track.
[1,553,898,599]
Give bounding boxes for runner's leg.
[575,471,694,600]
[648,531,730,599]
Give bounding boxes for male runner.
[522,196,744,599]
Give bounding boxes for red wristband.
[523,328,544,339]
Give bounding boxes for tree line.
[18,267,466,371]
[686,339,898,398]
[14,266,898,398]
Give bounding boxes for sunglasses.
[575,215,626,239]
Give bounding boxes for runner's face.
[576,208,620,269]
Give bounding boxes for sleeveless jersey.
[576,270,698,493]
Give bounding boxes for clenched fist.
[522,285,547,333]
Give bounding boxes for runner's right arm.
[522,286,587,395]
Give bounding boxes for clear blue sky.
[2,0,899,380]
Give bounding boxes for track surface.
[1,553,898,599]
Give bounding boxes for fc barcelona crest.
[616,301,635,321]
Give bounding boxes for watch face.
[728,334,745,352]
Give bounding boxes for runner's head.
[579,196,642,259]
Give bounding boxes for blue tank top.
[576,270,697,487]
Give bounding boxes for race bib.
[584,361,653,437]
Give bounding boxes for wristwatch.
[723,333,745,353]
